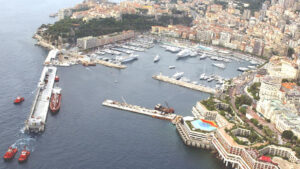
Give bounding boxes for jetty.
[102,100,180,123]
[44,49,59,65]
[25,66,57,133]
[152,74,217,94]
[95,60,127,69]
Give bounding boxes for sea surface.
[0,0,250,169]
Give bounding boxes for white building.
[259,76,282,101]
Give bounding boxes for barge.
[25,66,57,133]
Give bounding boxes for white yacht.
[212,63,226,69]
[177,49,191,59]
[199,53,207,60]
[207,77,214,82]
[115,54,138,63]
[168,65,176,69]
[199,73,206,80]
[238,67,249,72]
[154,54,160,63]
[190,50,198,57]
[172,72,184,80]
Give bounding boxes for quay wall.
[153,74,217,94]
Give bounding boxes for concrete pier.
[95,60,126,69]
[25,66,57,133]
[102,99,179,122]
[152,74,217,94]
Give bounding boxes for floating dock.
[102,100,180,123]
[152,74,217,94]
[25,66,57,133]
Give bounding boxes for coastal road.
[229,71,283,144]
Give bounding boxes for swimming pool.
[191,120,217,132]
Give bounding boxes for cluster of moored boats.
[170,71,227,89]
[88,37,154,65]
[199,73,227,84]
[160,43,264,66]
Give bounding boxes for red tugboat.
[3,147,18,161]
[154,102,174,114]
[49,87,62,113]
[55,75,59,82]
[14,97,24,104]
[18,146,30,163]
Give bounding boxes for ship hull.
[50,93,61,113]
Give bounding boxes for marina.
[24,66,57,133]
[102,99,180,122]
[152,73,217,94]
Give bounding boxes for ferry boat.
[18,147,30,163]
[14,96,24,104]
[3,147,18,161]
[154,54,160,63]
[50,87,62,113]
[168,65,176,69]
[172,72,184,80]
[212,63,225,69]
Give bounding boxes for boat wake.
[11,138,36,152]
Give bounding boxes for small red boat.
[3,147,18,161]
[55,75,59,82]
[50,87,62,113]
[18,147,30,163]
[14,97,24,104]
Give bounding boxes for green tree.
[239,107,247,115]
[248,82,261,100]
[235,95,253,108]
[282,130,294,140]
[250,118,259,126]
